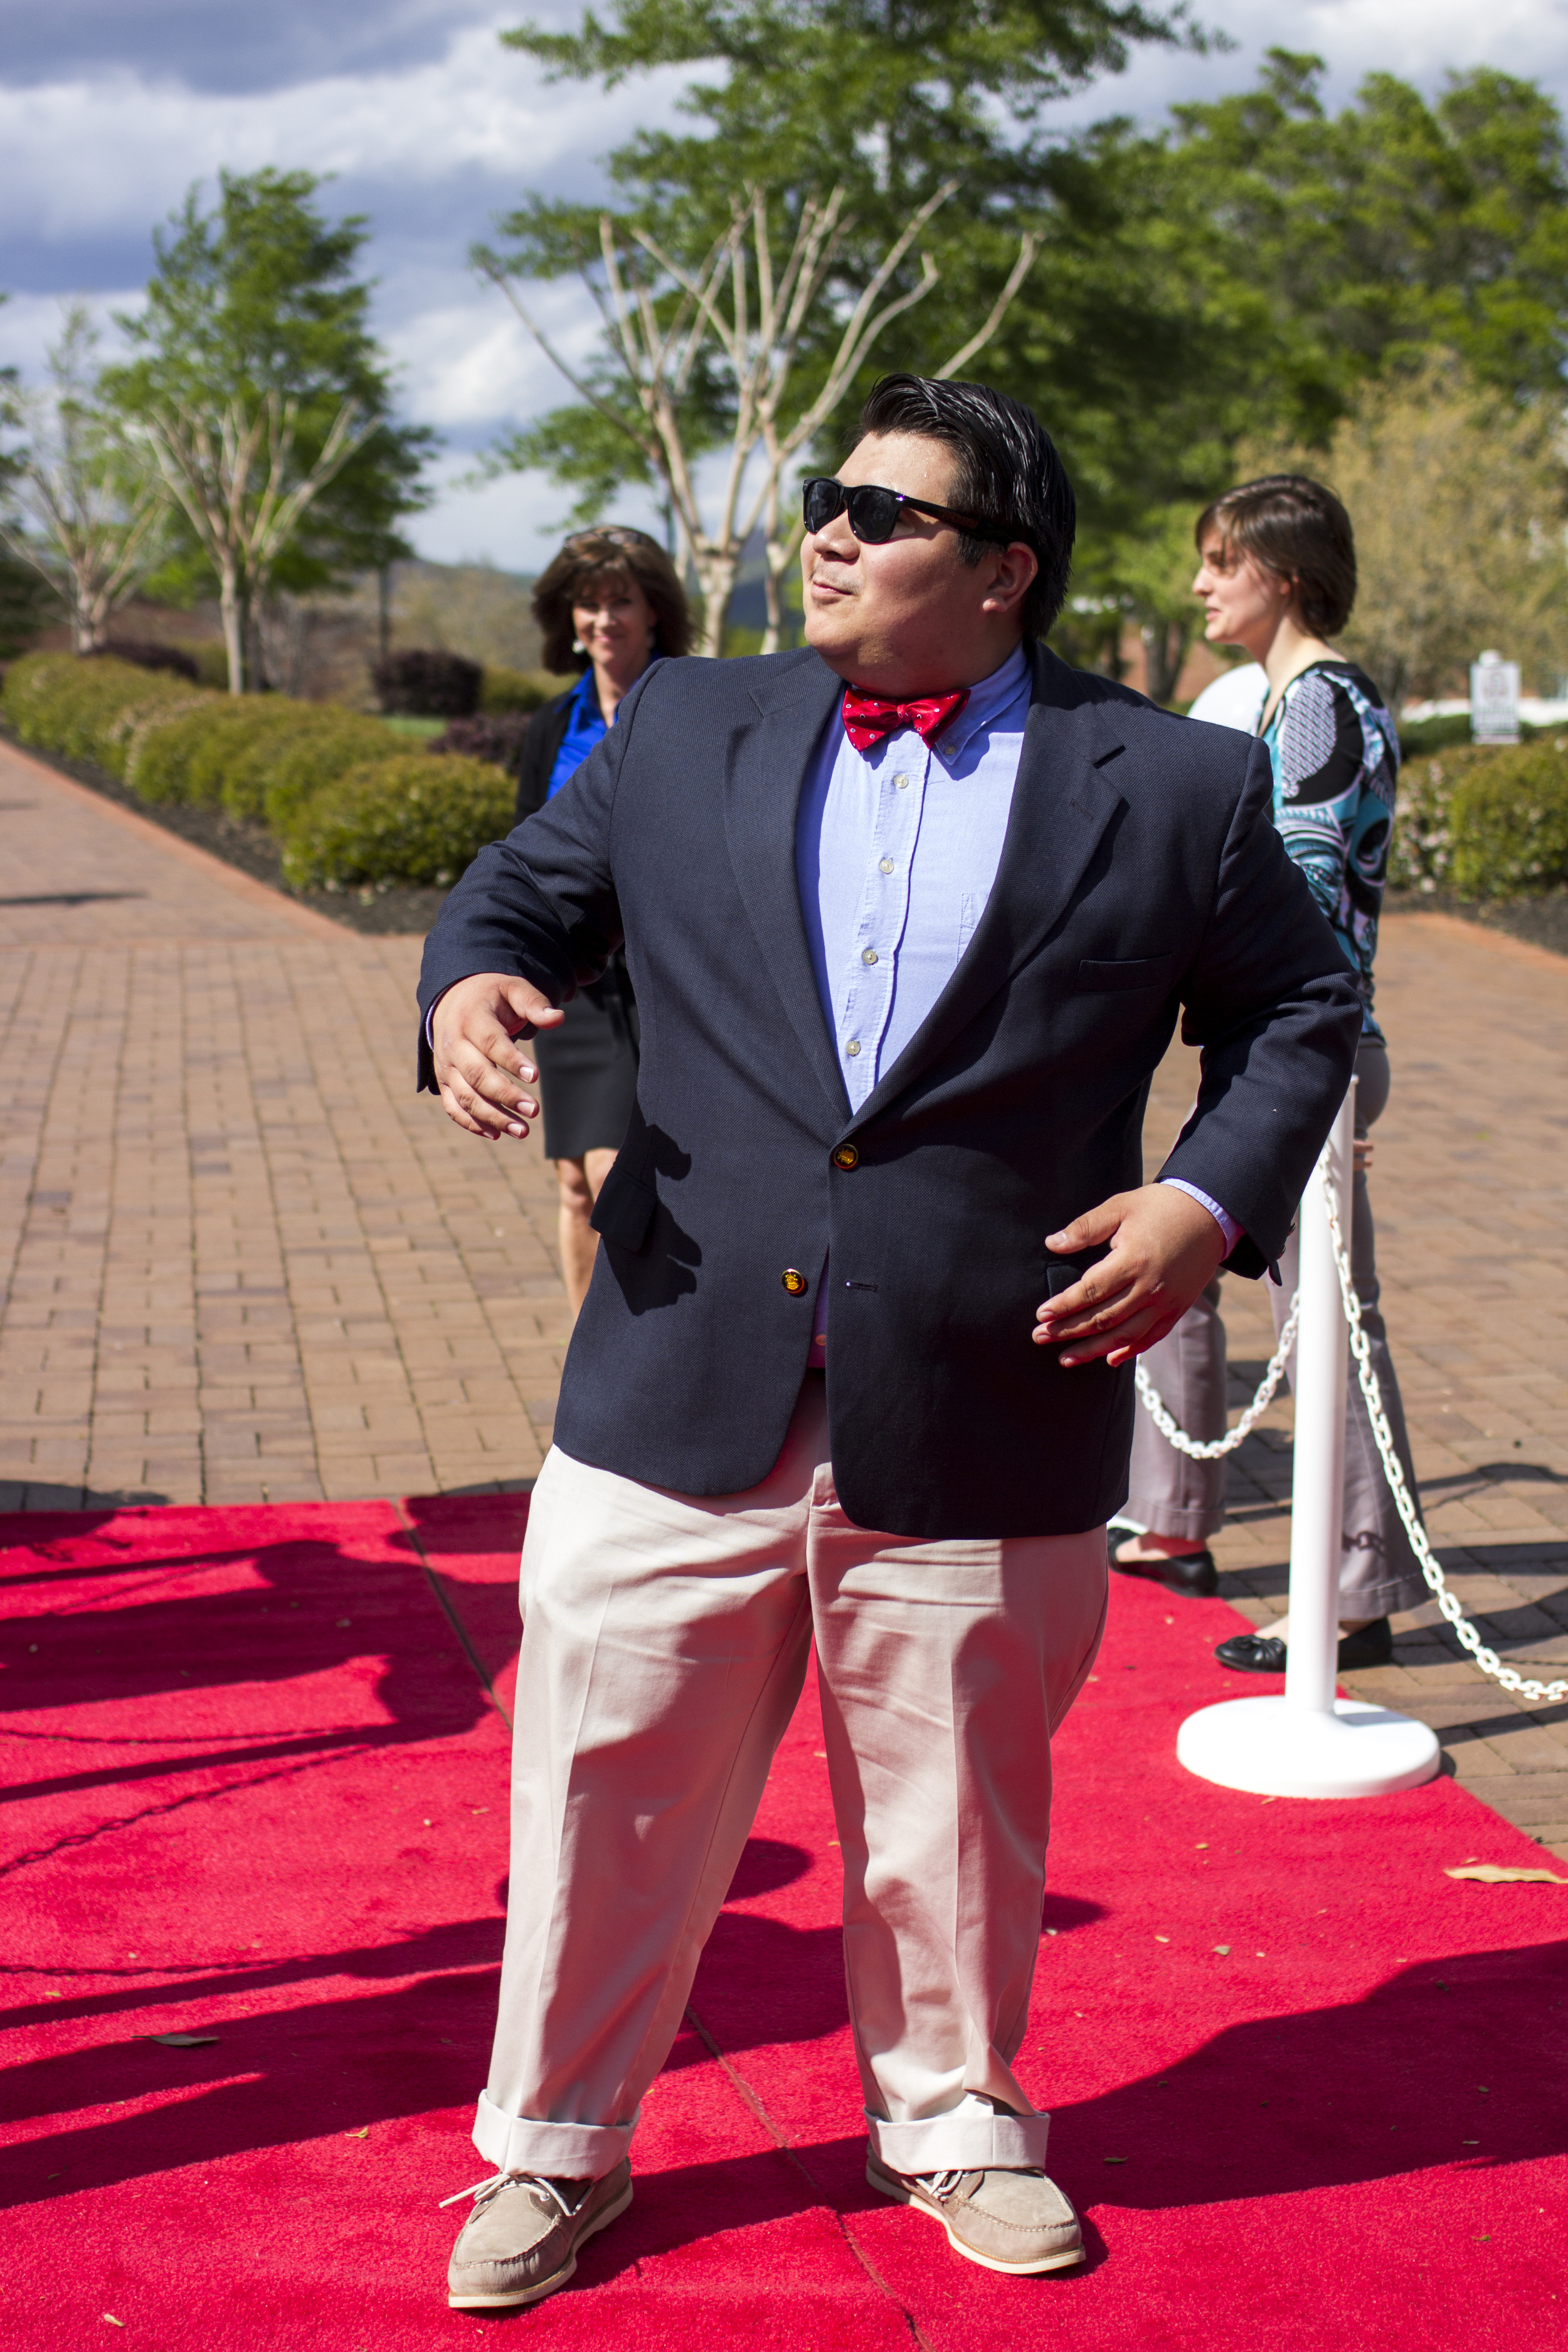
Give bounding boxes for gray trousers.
[1125,1037,1426,1619]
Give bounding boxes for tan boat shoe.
[444,2158,633,2309]
[866,2149,1084,2275]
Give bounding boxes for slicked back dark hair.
[1195,475,1357,637]
[852,374,1076,638]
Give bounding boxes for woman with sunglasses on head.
[516,528,694,1318]
[1115,474,1426,1673]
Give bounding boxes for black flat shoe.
[1215,1617,1394,1674]
[1337,1617,1394,1669]
[1112,1547,1218,1597]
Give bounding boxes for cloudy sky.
[3,1,1565,569]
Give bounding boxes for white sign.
[1471,650,1521,744]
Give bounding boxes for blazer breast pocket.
[1074,953,1176,993]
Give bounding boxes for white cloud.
[1046,0,1568,125]
[0,20,691,253]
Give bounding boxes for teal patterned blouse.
[1259,659,1399,1040]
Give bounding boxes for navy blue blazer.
[418,643,1361,1537]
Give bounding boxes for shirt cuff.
[1160,1177,1242,1256]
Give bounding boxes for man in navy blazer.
[422,378,1360,2308]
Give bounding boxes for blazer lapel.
[844,647,1128,1134]
[724,654,850,1125]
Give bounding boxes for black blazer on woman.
[420,644,1359,1538]
[514,688,636,1029]
[514,691,575,827]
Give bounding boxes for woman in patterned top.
[1113,474,1427,1671]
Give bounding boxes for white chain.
[1316,1161,1568,1708]
[1132,1165,1568,1709]
[1133,1295,1300,1459]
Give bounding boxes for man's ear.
[980,540,1039,621]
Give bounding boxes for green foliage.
[1391,740,1568,897]
[125,697,257,802]
[479,666,560,712]
[186,700,332,817]
[1,652,199,775]
[277,752,514,891]
[1449,743,1568,898]
[104,169,435,604]
[259,713,400,832]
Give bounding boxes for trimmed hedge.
[1391,738,1568,898]
[260,714,401,832]
[3,650,505,897]
[3,652,199,776]
[373,647,482,718]
[480,665,561,714]
[278,752,514,891]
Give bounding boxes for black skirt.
[534,958,640,1162]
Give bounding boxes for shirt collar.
[929,640,1032,761]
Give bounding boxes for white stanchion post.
[1281,1080,1354,1720]
[1175,1083,1441,1799]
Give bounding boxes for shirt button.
[845,1039,861,1056]
[831,1143,860,1172]
[879,857,894,874]
[781,1268,808,1295]
[814,1332,827,1348]
[861,947,878,965]
[893,772,910,789]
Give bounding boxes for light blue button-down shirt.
[793,644,1237,1353]
[796,643,1032,1108]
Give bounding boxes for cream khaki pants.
[474,1376,1108,2181]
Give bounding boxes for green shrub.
[261,714,401,834]
[183,699,327,818]
[1391,739,1568,897]
[1,652,199,775]
[480,665,563,713]
[278,752,514,891]
[1449,739,1568,898]
[123,697,245,801]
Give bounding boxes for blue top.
[548,666,610,797]
[1259,659,1397,1038]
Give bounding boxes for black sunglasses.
[801,477,1012,548]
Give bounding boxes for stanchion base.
[1177,1695,1441,1799]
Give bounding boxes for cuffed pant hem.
[865,2099,1052,2174]
[472,2089,635,2180]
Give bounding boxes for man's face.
[801,431,1030,691]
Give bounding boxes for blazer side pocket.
[589,1163,657,1253]
[1074,953,1176,993]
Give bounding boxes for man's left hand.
[1034,1186,1228,1367]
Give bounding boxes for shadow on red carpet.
[2,1495,1563,2349]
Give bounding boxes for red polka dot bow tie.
[840,686,970,753]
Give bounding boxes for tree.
[1,304,171,654]
[480,180,1036,654]
[486,1,1201,648]
[982,51,1568,685]
[102,169,434,691]
[1247,354,1568,712]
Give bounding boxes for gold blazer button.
[831,1143,860,1172]
[781,1268,808,1295]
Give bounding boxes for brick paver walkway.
[4,737,1567,1855]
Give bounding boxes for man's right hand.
[430,972,565,1141]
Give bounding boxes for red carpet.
[3,1498,1564,2350]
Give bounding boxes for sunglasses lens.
[802,479,844,533]
[846,487,901,543]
